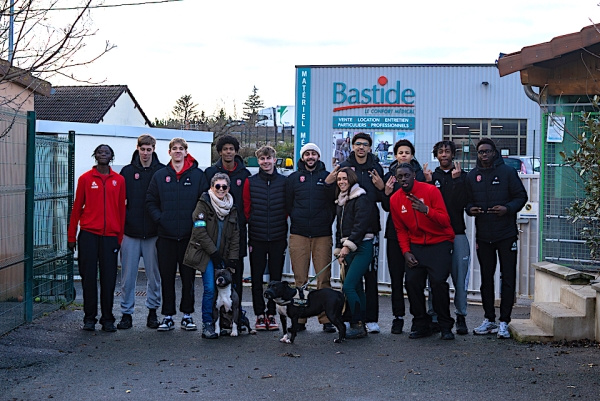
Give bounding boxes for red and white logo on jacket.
[237,179,242,186]
[476,175,482,182]
[134,173,140,180]
[112,180,117,186]
[166,176,171,183]
[91,181,98,189]
[300,176,305,183]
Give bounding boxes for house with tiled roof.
[34,85,152,127]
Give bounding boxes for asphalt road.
[2,272,600,401]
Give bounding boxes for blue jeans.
[201,260,216,324]
[119,235,161,315]
[451,234,470,316]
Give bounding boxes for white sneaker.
[473,318,498,335]
[497,321,510,339]
[366,322,380,333]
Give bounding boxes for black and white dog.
[264,281,345,344]
[214,267,255,336]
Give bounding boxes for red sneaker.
[266,315,279,331]
[255,315,267,331]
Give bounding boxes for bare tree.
[0,0,115,137]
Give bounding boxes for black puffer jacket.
[205,155,251,256]
[465,153,528,243]
[285,160,336,237]
[334,185,374,252]
[429,167,468,235]
[146,159,208,240]
[121,150,165,238]
[339,152,384,233]
[245,169,288,242]
[382,158,425,239]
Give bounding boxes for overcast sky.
[54,0,600,121]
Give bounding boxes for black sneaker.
[430,321,441,333]
[322,323,336,333]
[202,323,218,339]
[101,322,117,332]
[157,317,174,331]
[117,314,132,330]
[82,321,95,331]
[441,330,455,340]
[391,318,404,334]
[346,322,367,339]
[409,328,433,339]
[181,317,197,331]
[147,309,159,329]
[456,315,468,335]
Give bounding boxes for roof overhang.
[0,59,52,97]
[497,25,600,96]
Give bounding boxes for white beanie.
[300,143,321,157]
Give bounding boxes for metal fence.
[0,110,75,336]
[0,108,30,334]
[541,112,599,270]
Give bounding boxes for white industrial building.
[292,64,541,300]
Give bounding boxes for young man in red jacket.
[390,163,455,340]
[68,144,126,332]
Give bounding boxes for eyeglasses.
[214,184,228,190]
[354,141,370,147]
[477,149,494,155]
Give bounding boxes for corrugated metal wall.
[299,64,541,171]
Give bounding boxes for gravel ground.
[2,272,600,401]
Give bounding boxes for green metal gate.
[0,110,75,335]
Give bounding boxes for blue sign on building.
[333,116,415,130]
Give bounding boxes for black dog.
[213,267,255,336]
[264,281,345,344]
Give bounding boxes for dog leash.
[300,257,338,291]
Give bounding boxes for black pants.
[364,237,379,323]
[477,236,518,323]
[77,230,118,325]
[156,237,196,317]
[249,239,286,316]
[405,241,454,331]
[386,234,406,318]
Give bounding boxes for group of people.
[68,132,527,341]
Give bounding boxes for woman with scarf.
[184,173,239,339]
[333,167,375,339]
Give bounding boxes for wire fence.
[0,109,75,336]
[541,112,600,270]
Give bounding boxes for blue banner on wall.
[332,116,415,130]
[295,68,311,164]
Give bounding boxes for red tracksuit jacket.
[390,180,455,254]
[68,166,126,244]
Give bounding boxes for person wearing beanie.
[285,142,338,333]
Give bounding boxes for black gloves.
[210,251,225,269]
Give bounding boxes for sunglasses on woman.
[214,184,228,190]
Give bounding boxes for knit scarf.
[336,183,366,207]
[208,190,234,220]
